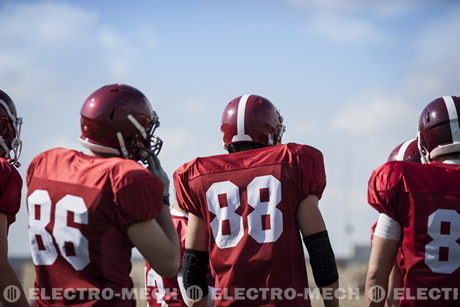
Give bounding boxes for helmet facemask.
[0,99,22,167]
[275,112,286,145]
[128,111,163,163]
[417,131,430,164]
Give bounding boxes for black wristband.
[181,249,209,299]
[303,230,339,287]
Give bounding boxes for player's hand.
[146,153,170,204]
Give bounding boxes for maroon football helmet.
[221,95,285,150]
[418,96,460,162]
[80,84,162,161]
[387,138,421,163]
[0,90,22,167]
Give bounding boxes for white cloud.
[334,95,417,138]
[0,2,97,48]
[287,0,419,17]
[0,2,158,104]
[159,127,222,172]
[284,120,319,144]
[305,12,388,44]
[406,8,460,100]
[287,0,422,44]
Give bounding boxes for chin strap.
[0,136,10,158]
[417,131,430,164]
[116,132,129,159]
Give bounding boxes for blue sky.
[2,0,460,257]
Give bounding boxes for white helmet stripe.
[395,138,415,161]
[443,96,460,143]
[231,94,253,142]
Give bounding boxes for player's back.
[174,143,326,306]
[27,148,163,306]
[370,161,460,306]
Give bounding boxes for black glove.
[146,153,170,205]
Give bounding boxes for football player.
[0,90,28,306]
[369,138,421,307]
[174,95,339,306]
[26,84,180,306]
[145,200,214,307]
[366,96,460,306]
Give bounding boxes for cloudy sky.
[3,0,460,257]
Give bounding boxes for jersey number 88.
[206,175,283,249]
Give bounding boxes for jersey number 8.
[425,209,460,274]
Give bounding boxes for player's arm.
[297,195,339,307]
[0,213,29,307]
[365,236,399,306]
[154,203,181,254]
[182,213,209,307]
[386,263,403,307]
[365,214,400,307]
[127,205,180,277]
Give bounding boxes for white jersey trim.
[170,208,188,218]
[79,138,120,155]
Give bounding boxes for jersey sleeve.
[367,162,402,221]
[173,166,202,217]
[295,145,327,200]
[26,152,44,187]
[113,169,164,229]
[0,160,22,227]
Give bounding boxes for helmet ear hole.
[0,123,8,135]
[125,137,135,146]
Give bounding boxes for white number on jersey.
[206,175,283,249]
[28,190,90,271]
[425,209,460,274]
[146,268,167,306]
[206,181,244,249]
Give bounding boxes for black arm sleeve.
[303,230,339,287]
[181,249,209,299]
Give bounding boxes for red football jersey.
[369,161,460,306]
[0,157,22,229]
[26,148,164,306]
[145,208,188,307]
[174,143,326,307]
